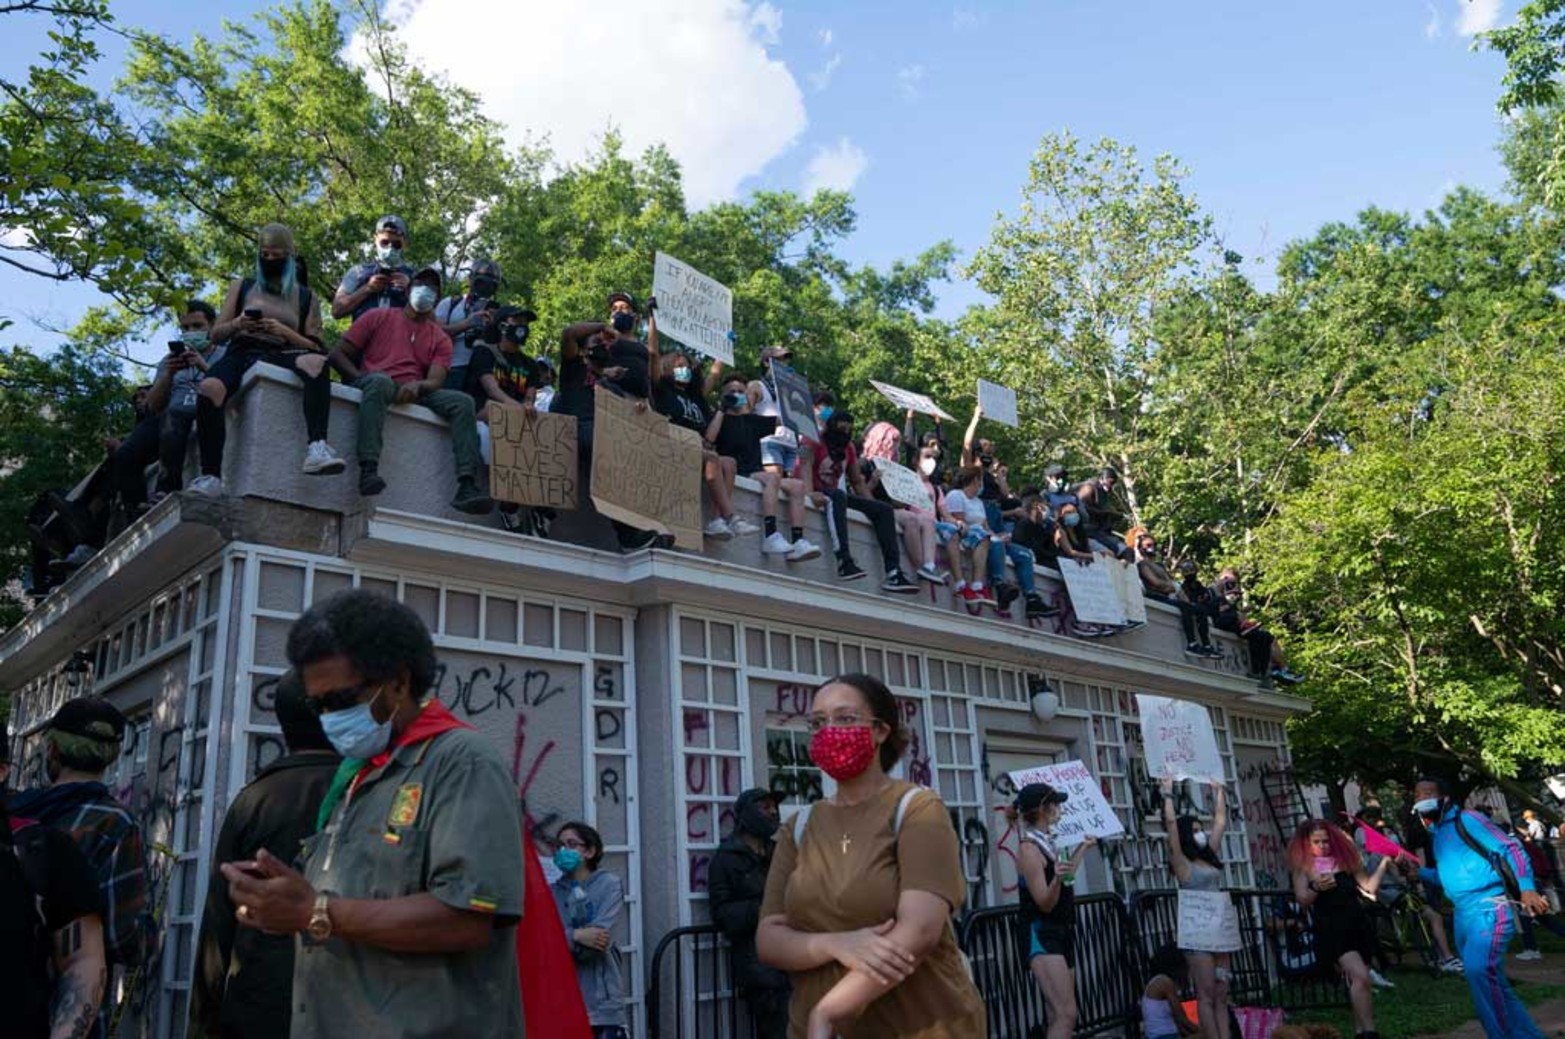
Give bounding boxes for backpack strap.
[1451,810,1523,901]
[791,804,814,846]
[791,785,928,849]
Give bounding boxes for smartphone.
[1314,856,1336,877]
[168,340,187,355]
[243,307,263,320]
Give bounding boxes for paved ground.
[1414,956,1565,1039]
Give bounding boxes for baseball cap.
[470,258,501,282]
[494,304,539,324]
[375,215,408,238]
[607,290,637,310]
[1015,782,1068,814]
[49,697,127,745]
[411,265,442,290]
[760,345,794,363]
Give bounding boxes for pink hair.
[861,421,901,462]
[1287,819,1362,874]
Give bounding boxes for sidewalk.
[1413,956,1565,1039]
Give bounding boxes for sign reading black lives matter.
[487,404,579,509]
[652,251,734,365]
[770,361,819,442]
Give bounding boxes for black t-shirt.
[550,355,595,419]
[713,412,776,476]
[465,345,537,415]
[654,379,713,434]
[603,337,651,399]
[4,819,104,1039]
[1013,516,1056,559]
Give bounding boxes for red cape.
[518,842,593,1037]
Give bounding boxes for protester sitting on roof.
[434,258,504,391]
[1210,568,1303,689]
[1130,527,1221,659]
[707,372,821,563]
[1052,499,1097,567]
[860,421,948,585]
[196,222,345,497]
[328,265,493,515]
[960,406,1044,616]
[943,465,995,608]
[805,410,918,593]
[332,214,415,323]
[750,345,813,494]
[463,307,542,536]
[653,351,759,541]
[1073,467,1132,560]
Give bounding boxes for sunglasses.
[306,683,382,716]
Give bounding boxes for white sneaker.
[1516,949,1543,962]
[1441,958,1465,974]
[761,532,793,555]
[1369,969,1395,988]
[302,440,347,475]
[704,517,734,539]
[728,516,760,536]
[786,538,822,562]
[187,474,223,498]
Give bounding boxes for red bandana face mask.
[809,725,878,782]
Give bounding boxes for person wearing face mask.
[329,266,494,514]
[708,789,791,1039]
[757,673,986,1039]
[707,373,821,562]
[1012,782,1097,1039]
[464,306,540,457]
[221,590,524,1039]
[653,351,759,540]
[332,215,415,323]
[1409,778,1551,1039]
[198,222,345,495]
[859,421,949,585]
[804,411,919,592]
[1160,778,1234,1039]
[108,300,222,515]
[532,356,557,413]
[561,290,657,401]
[1131,528,1221,659]
[552,823,629,1039]
[1208,569,1303,689]
[434,258,504,391]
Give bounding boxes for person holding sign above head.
[1289,820,1391,1039]
[1011,782,1097,1039]
[756,673,986,1039]
[1161,777,1234,1039]
[653,350,759,541]
[707,372,821,563]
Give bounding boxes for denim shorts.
[934,521,960,545]
[959,527,990,552]
[759,439,798,472]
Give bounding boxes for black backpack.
[4,817,55,1038]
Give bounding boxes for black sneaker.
[837,558,867,581]
[451,479,494,515]
[358,464,387,497]
[1272,666,1305,685]
[882,569,918,594]
[1024,593,1057,618]
[1202,645,1225,660]
[1255,673,1276,691]
[994,581,1021,613]
[1185,642,1207,657]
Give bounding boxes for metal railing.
[646,925,751,1039]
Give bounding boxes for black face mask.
[722,391,747,412]
[980,454,995,468]
[738,802,779,840]
[471,277,498,299]
[611,311,636,334]
[259,255,288,279]
[504,323,530,346]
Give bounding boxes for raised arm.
[961,406,982,466]
[1208,781,1229,848]
[645,309,660,379]
[1161,777,1193,884]
[560,322,604,363]
[702,358,726,398]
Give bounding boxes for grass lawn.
[1287,932,1565,1038]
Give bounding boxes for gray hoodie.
[553,870,627,1027]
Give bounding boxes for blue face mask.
[554,847,583,873]
[818,406,834,422]
[673,366,691,384]
[1063,512,1080,528]
[1413,798,1441,817]
[320,689,393,759]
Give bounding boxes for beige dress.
[760,781,987,1038]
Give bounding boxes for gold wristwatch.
[307,893,332,941]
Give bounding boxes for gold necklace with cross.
[841,832,852,855]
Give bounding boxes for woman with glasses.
[756,673,985,1038]
[552,822,627,1039]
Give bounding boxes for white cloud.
[380,0,807,207]
[803,137,868,195]
[808,52,842,91]
[1455,0,1501,36]
[952,6,986,30]
[818,27,833,47]
[1425,3,1441,37]
[897,64,925,100]
[0,227,34,249]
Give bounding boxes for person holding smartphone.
[1289,819,1391,1039]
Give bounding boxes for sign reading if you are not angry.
[1006,759,1124,841]
[652,251,734,365]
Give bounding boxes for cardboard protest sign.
[487,404,579,509]
[1135,694,1225,784]
[977,378,1018,427]
[770,361,819,442]
[1006,759,1125,841]
[869,379,954,421]
[1177,889,1244,952]
[1058,558,1128,626]
[871,457,933,512]
[652,251,734,365]
[590,391,704,548]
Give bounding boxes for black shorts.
[1027,921,1076,969]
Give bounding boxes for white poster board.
[1135,694,1225,784]
[652,251,734,364]
[1006,759,1125,841]
[869,379,954,421]
[1177,889,1244,952]
[1059,558,1127,626]
[871,457,933,512]
[977,378,1018,427]
[1117,560,1148,623]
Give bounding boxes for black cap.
[49,697,126,745]
[607,290,637,310]
[734,787,777,814]
[411,265,442,290]
[495,304,539,324]
[1015,782,1068,814]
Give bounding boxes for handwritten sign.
[1135,694,1224,784]
[870,379,954,421]
[770,361,819,443]
[590,390,704,548]
[1058,558,1127,625]
[977,378,1018,427]
[652,251,734,364]
[872,458,933,512]
[1006,759,1124,841]
[1177,889,1244,952]
[487,404,578,509]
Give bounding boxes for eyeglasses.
[804,711,876,734]
[558,835,587,850]
[306,683,381,716]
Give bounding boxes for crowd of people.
[17,216,1315,686]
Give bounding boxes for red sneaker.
[959,586,979,603]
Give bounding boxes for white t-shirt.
[944,488,988,527]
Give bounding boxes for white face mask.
[1193,831,1209,850]
[409,285,438,313]
[920,457,937,477]
[377,243,403,263]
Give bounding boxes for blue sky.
[0,0,1517,367]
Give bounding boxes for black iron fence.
[646,889,1349,1038]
